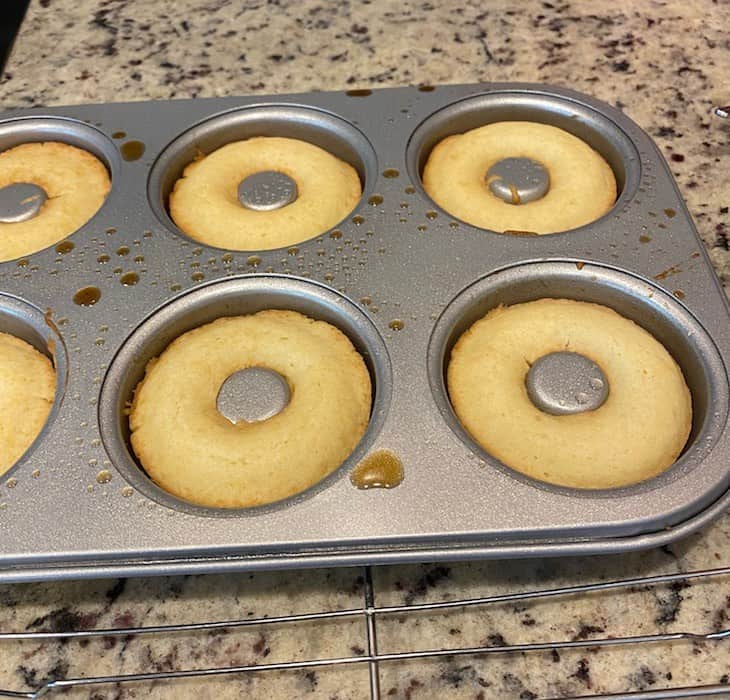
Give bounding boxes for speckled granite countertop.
[0,1,729,698]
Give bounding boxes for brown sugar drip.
[351,450,404,489]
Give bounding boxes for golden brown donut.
[169,137,362,250]
[130,310,372,508]
[0,142,110,261]
[423,122,616,234]
[447,299,692,488]
[0,332,55,475]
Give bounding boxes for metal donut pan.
[0,82,728,583]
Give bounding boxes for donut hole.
[215,366,292,425]
[148,105,378,252]
[0,294,68,478]
[428,261,727,495]
[406,90,641,234]
[0,117,119,261]
[99,275,391,516]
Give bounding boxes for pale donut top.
[0,332,56,475]
[0,142,111,262]
[129,310,372,508]
[169,136,362,251]
[447,299,692,489]
[423,121,617,234]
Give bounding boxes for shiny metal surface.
[0,84,727,582]
[216,366,291,423]
[526,350,609,415]
[486,156,549,204]
[237,170,298,211]
[0,182,47,223]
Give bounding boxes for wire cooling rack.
[0,565,728,699]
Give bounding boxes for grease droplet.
[368,194,383,206]
[351,451,404,489]
[246,255,261,267]
[121,140,145,161]
[122,486,134,497]
[425,210,438,220]
[98,254,110,264]
[96,470,112,484]
[383,168,399,178]
[73,286,101,306]
[664,208,676,218]
[352,215,365,225]
[116,246,130,256]
[55,240,75,254]
[388,319,404,331]
[346,88,372,97]
[120,272,139,286]
[112,131,126,139]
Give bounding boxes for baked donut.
[0,142,111,262]
[0,332,55,475]
[423,122,616,234]
[447,299,692,489]
[130,310,371,508]
[169,137,362,250]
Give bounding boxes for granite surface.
[0,0,729,698]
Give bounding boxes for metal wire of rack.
[0,565,728,699]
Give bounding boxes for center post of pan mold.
[486,157,549,205]
[216,367,291,424]
[525,351,608,415]
[0,182,47,223]
[237,171,298,211]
